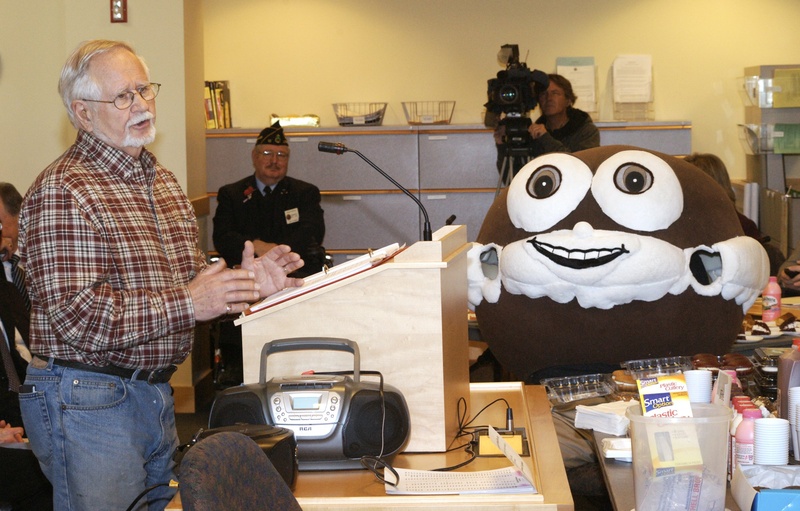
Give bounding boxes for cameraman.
[487,73,600,177]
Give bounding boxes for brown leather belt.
[44,357,177,384]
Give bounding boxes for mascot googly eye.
[591,150,683,232]
[507,152,593,232]
[469,145,769,382]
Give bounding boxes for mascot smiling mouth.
[529,237,630,269]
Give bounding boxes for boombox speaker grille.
[208,390,267,428]
[342,389,409,458]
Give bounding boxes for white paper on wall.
[556,57,597,113]
[613,54,653,103]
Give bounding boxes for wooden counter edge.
[525,385,574,510]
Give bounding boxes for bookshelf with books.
[204,80,232,129]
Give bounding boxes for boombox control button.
[331,396,339,404]
[312,414,322,420]
[273,397,281,405]
[289,414,301,420]
[275,406,282,412]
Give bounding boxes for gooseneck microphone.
[318,141,432,241]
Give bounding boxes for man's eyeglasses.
[259,150,290,161]
[539,89,564,99]
[82,83,161,110]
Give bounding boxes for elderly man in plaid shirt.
[18,39,305,511]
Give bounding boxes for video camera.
[485,44,549,116]
[485,45,549,155]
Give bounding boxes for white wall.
[0,0,188,193]
[202,0,800,181]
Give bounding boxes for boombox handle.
[259,337,360,385]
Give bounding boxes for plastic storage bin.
[626,403,731,511]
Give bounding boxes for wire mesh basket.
[402,101,455,125]
[332,102,387,126]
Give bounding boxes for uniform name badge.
[284,207,300,224]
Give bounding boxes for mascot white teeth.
[468,146,769,382]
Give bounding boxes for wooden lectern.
[236,225,471,452]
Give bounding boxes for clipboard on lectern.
[244,243,406,315]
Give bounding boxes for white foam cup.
[684,370,712,403]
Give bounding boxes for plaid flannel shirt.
[20,130,206,370]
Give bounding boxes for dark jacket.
[496,107,600,176]
[213,175,326,275]
[530,107,600,155]
[0,279,29,426]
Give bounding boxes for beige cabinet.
[206,122,691,263]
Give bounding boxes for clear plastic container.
[626,403,731,510]
[622,356,693,380]
[738,76,774,108]
[539,373,615,404]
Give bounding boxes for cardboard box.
[731,463,800,510]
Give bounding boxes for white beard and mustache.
[122,111,156,147]
[93,111,156,150]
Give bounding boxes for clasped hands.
[0,420,24,443]
[190,241,304,322]
[780,262,800,290]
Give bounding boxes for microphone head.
[318,141,348,155]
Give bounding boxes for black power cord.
[124,480,178,511]
[365,396,514,484]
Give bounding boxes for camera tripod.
[494,115,535,195]
[496,144,536,195]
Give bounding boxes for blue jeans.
[19,357,178,511]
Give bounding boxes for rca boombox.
[209,338,410,470]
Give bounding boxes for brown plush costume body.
[469,145,769,381]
